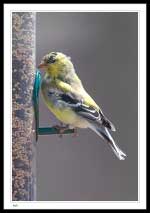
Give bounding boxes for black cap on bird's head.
[44,52,57,64]
[38,52,58,69]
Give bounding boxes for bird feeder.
[12,12,74,202]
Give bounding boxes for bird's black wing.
[48,91,115,131]
[73,100,116,131]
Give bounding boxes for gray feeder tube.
[12,12,36,201]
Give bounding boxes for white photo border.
[4,3,146,210]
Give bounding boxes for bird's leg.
[72,127,78,137]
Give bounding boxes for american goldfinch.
[38,52,127,160]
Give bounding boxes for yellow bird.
[38,52,126,160]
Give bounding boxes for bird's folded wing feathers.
[48,89,116,131]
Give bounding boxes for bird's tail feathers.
[89,123,127,160]
[102,117,116,132]
[99,111,116,132]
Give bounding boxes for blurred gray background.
[36,12,138,201]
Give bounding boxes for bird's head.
[38,52,74,78]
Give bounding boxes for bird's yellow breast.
[44,100,89,128]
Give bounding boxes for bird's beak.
[38,62,47,69]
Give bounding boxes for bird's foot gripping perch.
[72,127,78,137]
[53,123,78,138]
[53,124,70,138]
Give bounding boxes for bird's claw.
[53,123,78,138]
[53,124,69,138]
[72,128,78,137]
